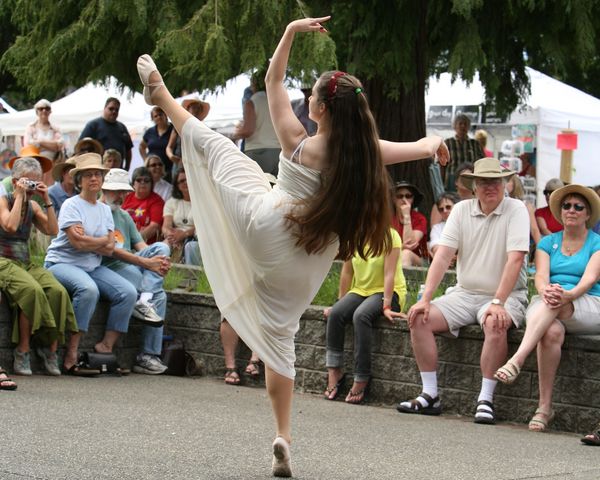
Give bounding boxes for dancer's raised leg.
[137,55,192,133]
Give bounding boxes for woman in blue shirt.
[495,184,600,432]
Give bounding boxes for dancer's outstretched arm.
[266,16,330,158]
[379,137,450,166]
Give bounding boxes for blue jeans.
[184,239,202,266]
[111,242,169,355]
[326,292,400,382]
[45,262,137,333]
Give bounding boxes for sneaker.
[36,347,61,376]
[132,300,163,327]
[13,349,32,376]
[133,353,168,375]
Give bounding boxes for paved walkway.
[1,375,599,479]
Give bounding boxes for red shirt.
[391,210,428,259]
[535,206,563,234]
[122,191,165,244]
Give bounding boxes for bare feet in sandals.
[245,359,260,378]
[0,368,17,391]
[345,380,369,405]
[494,359,521,384]
[224,368,240,385]
[324,369,344,400]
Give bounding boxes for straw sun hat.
[549,184,600,228]
[68,153,109,177]
[459,157,515,191]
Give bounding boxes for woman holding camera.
[0,157,77,376]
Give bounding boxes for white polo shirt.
[438,197,530,295]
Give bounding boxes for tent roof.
[0,97,17,114]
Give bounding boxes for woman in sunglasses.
[24,99,64,186]
[391,181,428,267]
[122,167,164,244]
[495,184,600,433]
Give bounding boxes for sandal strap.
[419,392,436,407]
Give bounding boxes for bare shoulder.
[294,135,327,171]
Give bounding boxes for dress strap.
[290,138,308,165]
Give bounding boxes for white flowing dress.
[181,117,338,379]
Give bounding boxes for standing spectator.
[396,158,529,425]
[165,99,210,179]
[122,166,164,244]
[0,157,77,376]
[102,149,122,169]
[48,157,77,217]
[233,68,281,177]
[139,106,174,181]
[474,129,493,157]
[162,168,199,265]
[291,85,317,136]
[44,153,139,375]
[100,169,171,375]
[145,154,172,202]
[79,97,133,170]
[443,114,484,191]
[24,99,64,186]
[535,178,565,236]
[391,181,428,267]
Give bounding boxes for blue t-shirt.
[538,230,600,296]
[45,195,114,272]
[79,117,133,163]
[142,124,174,174]
[102,207,143,270]
[48,182,74,217]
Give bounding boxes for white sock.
[478,377,497,404]
[139,292,153,304]
[400,371,438,409]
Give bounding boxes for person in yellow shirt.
[323,228,406,404]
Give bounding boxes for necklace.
[563,236,584,256]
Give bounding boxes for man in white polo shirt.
[396,157,530,424]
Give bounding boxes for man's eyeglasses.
[134,178,151,184]
[395,193,413,200]
[561,202,585,212]
[107,107,119,112]
[437,205,453,213]
[36,107,51,112]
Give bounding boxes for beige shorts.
[432,286,528,337]
[527,294,600,334]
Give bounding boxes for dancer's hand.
[287,16,331,34]
[435,140,450,166]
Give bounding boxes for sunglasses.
[561,202,585,212]
[36,107,51,112]
[395,193,413,200]
[134,178,151,184]
[437,205,453,212]
[543,190,555,196]
[107,107,119,112]
[148,163,163,168]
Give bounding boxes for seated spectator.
[145,154,172,202]
[122,167,164,244]
[507,174,542,245]
[24,99,64,186]
[162,168,200,265]
[0,367,17,390]
[139,107,174,180]
[535,178,565,236]
[391,181,427,267]
[74,137,104,156]
[324,228,406,404]
[100,169,171,374]
[474,129,493,157]
[48,157,77,217]
[0,157,77,376]
[2,146,52,197]
[220,319,261,385]
[102,149,122,170]
[428,193,458,258]
[430,162,474,227]
[44,153,139,375]
[396,158,529,424]
[495,184,600,432]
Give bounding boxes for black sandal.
[324,374,345,401]
[245,360,260,378]
[0,368,17,390]
[345,380,370,405]
[474,400,496,425]
[396,392,442,415]
[581,424,600,446]
[224,368,241,385]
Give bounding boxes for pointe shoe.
[271,436,292,477]
[137,54,164,105]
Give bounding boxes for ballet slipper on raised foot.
[271,436,292,478]
[137,54,164,105]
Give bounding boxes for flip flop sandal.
[224,368,241,385]
[345,380,371,405]
[0,368,17,391]
[494,361,521,385]
[474,400,496,425]
[581,424,600,446]
[396,392,442,415]
[324,374,345,401]
[529,408,555,432]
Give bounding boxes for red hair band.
[327,71,347,100]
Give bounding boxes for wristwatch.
[491,298,504,306]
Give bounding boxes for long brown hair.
[287,71,392,260]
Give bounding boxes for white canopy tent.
[425,68,600,203]
[0,97,16,114]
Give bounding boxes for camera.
[22,179,40,191]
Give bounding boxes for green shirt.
[102,207,143,270]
